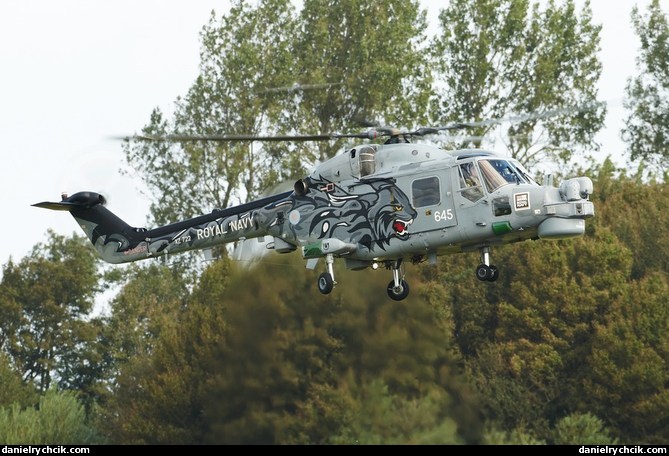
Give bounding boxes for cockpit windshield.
[477,158,537,193]
[509,160,538,185]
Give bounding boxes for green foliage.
[200,256,356,444]
[435,179,621,433]
[0,389,101,444]
[482,413,616,445]
[84,167,669,444]
[290,0,431,160]
[551,413,618,445]
[331,380,462,444]
[124,0,298,227]
[483,426,546,445]
[0,230,101,393]
[431,0,605,167]
[126,0,433,230]
[581,272,669,444]
[622,0,669,172]
[104,263,190,364]
[100,259,230,444]
[591,160,669,279]
[0,352,36,409]
[102,254,483,444]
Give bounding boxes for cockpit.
[458,158,537,202]
[478,158,537,191]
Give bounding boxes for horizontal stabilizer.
[32,192,107,212]
[32,201,83,211]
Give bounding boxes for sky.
[0,0,663,269]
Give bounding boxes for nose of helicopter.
[538,176,595,239]
[559,176,593,201]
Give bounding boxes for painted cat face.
[286,177,417,250]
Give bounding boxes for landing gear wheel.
[318,272,334,294]
[476,264,499,282]
[487,265,499,282]
[387,280,410,301]
[476,264,490,281]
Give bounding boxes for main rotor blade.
[115,100,608,144]
[126,130,386,142]
[408,101,607,134]
[456,101,608,128]
[256,82,344,94]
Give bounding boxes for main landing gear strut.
[316,254,411,301]
[317,254,336,294]
[386,258,409,301]
[316,248,497,299]
[476,246,499,282]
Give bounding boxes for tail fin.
[33,191,146,263]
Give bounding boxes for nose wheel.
[476,247,499,282]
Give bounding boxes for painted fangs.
[393,218,412,235]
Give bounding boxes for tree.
[102,252,484,444]
[0,389,101,444]
[0,352,36,410]
[103,264,191,367]
[581,272,669,444]
[420,162,669,443]
[101,258,231,444]
[126,1,434,232]
[201,258,484,444]
[430,213,635,438]
[330,380,463,444]
[0,231,101,393]
[431,0,605,168]
[124,0,297,228]
[199,256,343,444]
[287,0,432,162]
[551,413,618,445]
[590,159,669,279]
[622,0,669,173]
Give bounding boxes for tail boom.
[33,191,292,264]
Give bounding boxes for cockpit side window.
[412,176,440,207]
[458,162,485,202]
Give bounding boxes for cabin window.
[458,162,485,202]
[412,176,440,207]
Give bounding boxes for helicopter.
[33,124,595,300]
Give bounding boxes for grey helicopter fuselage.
[280,142,593,265]
[34,141,594,300]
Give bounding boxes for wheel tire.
[387,280,410,301]
[476,264,490,281]
[487,265,499,282]
[317,272,334,294]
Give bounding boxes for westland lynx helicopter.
[34,124,594,300]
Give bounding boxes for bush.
[0,389,101,444]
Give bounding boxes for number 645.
[434,209,453,222]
